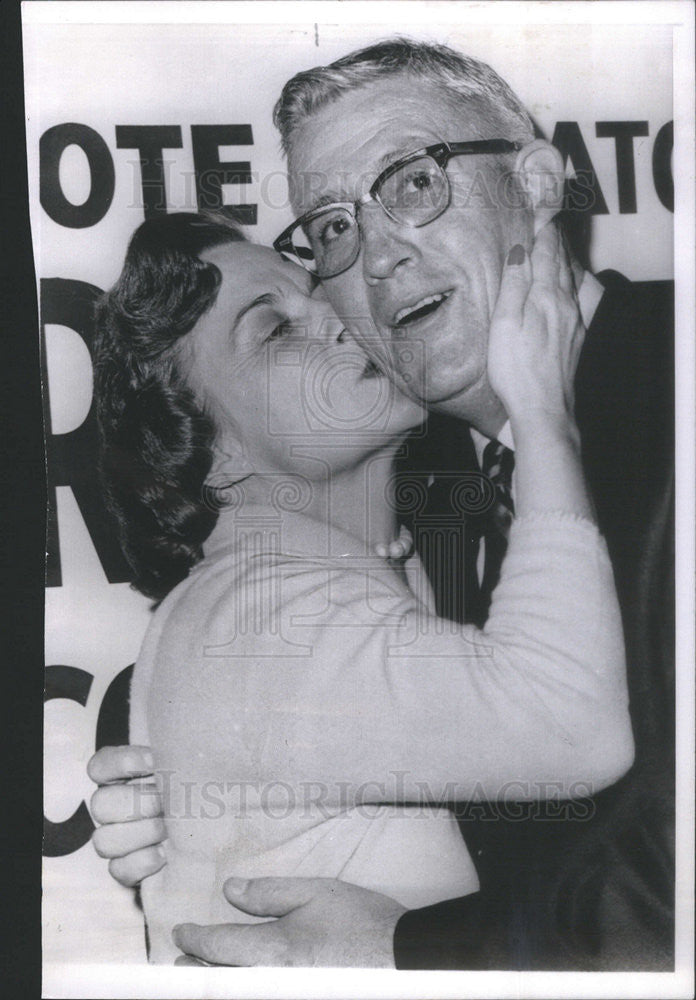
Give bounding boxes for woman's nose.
[305,294,347,342]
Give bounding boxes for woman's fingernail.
[155,844,166,863]
[172,925,182,947]
[507,244,525,266]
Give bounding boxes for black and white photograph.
[24,1,694,997]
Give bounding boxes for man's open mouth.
[392,291,452,327]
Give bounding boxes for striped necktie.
[479,439,515,613]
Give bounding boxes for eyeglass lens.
[302,208,358,277]
[291,155,449,278]
[377,156,449,222]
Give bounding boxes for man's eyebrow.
[303,143,425,214]
[308,193,348,212]
[374,143,424,174]
[233,292,276,330]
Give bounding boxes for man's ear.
[514,140,565,235]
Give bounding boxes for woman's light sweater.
[130,507,633,963]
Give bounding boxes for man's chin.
[388,351,492,420]
[405,374,473,411]
[414,369,500,423]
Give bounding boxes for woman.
[91,211,633,964]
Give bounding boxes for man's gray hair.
[273,38,536,159]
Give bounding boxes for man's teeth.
[394,293,448,326]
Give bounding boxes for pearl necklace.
[371,524,414,561]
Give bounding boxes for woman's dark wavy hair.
[94,210,247,602]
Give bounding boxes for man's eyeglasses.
[273,139,522,279]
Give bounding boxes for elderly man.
[90,39,674,970]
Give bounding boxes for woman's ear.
[514,140,566,235]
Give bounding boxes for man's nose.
[360,205,419,284]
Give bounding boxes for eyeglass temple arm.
[446,139,523,155]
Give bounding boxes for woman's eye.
[267,321,292,341]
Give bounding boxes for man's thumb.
[223,875,329,916]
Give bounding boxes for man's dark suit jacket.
[393,271,675,970]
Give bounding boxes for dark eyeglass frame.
[273,138,523,278]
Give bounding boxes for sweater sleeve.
[161,511,633,805]
[298,511,633,801]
